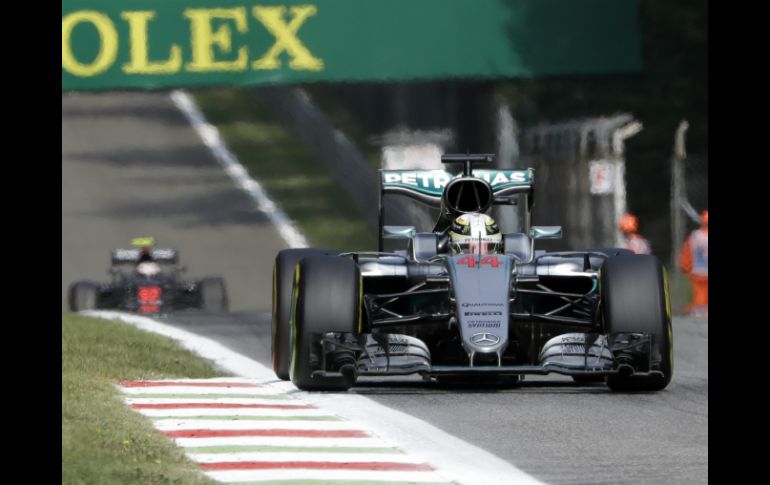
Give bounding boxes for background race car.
[68,238,228,314]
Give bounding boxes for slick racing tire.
[200,277,229,312]
[601,255,673,392]
[289,254,361,391]
[68,281,100,312]
[272,248,337,381]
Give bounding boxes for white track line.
[188,452,427,464]
[169,89,308,249]
[171,436,391,448]
[135,408,333,418]
[124,398,296,405]
[204,470,449,483]
[153,420,364,431]
[124,378,261,383]
[90,310,544,485]
[121,386,284,395]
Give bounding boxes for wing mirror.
[383,225,416,239]
[530,226,563,239]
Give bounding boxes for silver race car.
[272,154,673,392]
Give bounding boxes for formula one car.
[68,238,228,314]
[272,154,673,392]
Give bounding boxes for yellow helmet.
[448,213,502,255]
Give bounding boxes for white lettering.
[491,172,509,185]
[417,173,432,187]
[435,172,451,188]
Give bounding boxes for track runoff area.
[90,310,543,485]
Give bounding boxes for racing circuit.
[62,92,708,484]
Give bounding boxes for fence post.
[670,120,689,273]
[611,121,643,247]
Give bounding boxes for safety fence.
[518,114,642,251]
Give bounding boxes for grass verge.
[62,312,220,485]
[191,88,376,252]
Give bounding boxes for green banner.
[62,0,641,91]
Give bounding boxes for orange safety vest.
[625,233,651,255]
[679,229,708,278]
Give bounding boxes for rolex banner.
[62,0,641,91]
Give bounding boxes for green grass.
[62,312,221,485]
[191,88,376,252]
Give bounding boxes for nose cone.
[447,254,511,360]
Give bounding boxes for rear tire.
[200,277,228,312]
[601,255,673,391]
[272,249,337,380]
[289,254,361,391]
[68,281,100,312]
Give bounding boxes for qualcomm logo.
[470,333,500,346]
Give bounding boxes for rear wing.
[378,168,535,250]
[111,248,178,265]
[380,169,533,205]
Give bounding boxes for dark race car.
[272,154,673,392]
[68,244,228,314]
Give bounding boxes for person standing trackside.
[679,210,708,317]
[619,213,652,255]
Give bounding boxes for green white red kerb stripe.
[91,310,541,485]
[119,378,458,484]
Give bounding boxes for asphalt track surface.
[62,92,708,484]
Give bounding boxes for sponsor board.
[382,170,531,197]
[63,0,641,91]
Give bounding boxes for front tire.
[272,248,337,381]
[200,277,228,312]
[601,255,673,391]
[68,281,100,312]
[289,254,361,391]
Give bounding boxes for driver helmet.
[136,261,161,278]
[449,213,502,255]
[619,213,639,234]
